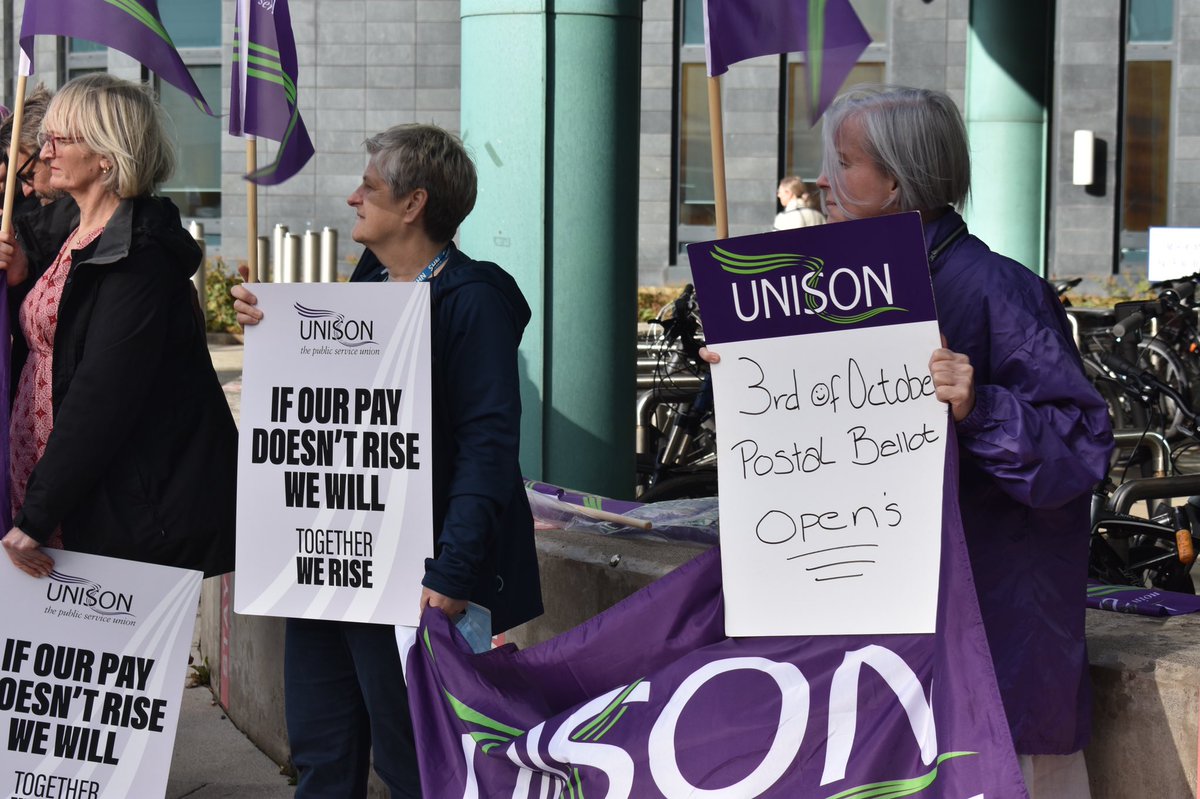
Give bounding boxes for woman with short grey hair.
[0,73,236,580]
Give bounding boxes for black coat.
[11,196,236,576]
[351,246,542,633]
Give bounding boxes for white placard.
[1149,226,1200,281]
[709,324,946,636]
[688,213,946,636]
[0,551,202,799]
[235,283,433,625]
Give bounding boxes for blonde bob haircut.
[821,84,970,218]
[42,74,174,198]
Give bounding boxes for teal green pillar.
[964,0,1053,274]
[461,0,641,499]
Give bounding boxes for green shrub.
[204,258,241,334]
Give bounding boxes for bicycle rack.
[1107,474,1200,515]
[1111,430,1172,476]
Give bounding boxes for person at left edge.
[0,74,237,578]
[232,123,542,797]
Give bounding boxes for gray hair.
[43,74,174,198]
[0,85,53,154]
[364,124,477,243]
[821,84,970,216]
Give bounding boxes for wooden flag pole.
[245,136,258,281]
[2,75,29,236]
[706,76,729,240]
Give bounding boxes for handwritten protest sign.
[0,551,201,799]
[236,283,433,626]
[688,212,945,637]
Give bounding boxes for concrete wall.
[1048,0,1122,282]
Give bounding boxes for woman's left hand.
[929,339,976,422]
[2,527,53,577]
[419,586,468,619]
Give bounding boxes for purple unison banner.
[406,438,1027,798]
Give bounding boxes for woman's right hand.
[0,229,30,287]
[232,263,264,327]
[698,346,721,365]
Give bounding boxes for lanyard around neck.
[381,245,451,283]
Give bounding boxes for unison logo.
[294,303,378,348]
[46,571,135,619]
[712,246,907,325]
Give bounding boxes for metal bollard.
[320,227,338,282]
[256,237,270,283]
[272,223,288,282]
[282,233,302,283]
[187,221,206,297]
[302,230,320,283]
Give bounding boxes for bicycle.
[635,285,719,500]
[1088,351,1200,592]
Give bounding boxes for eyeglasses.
[36,132,83,153]
[13,151,37,187]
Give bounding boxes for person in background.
[232,123,542,798]
[707,85,1112,799]
[0,86,62,218]
[772,175,825,230]
[0,73,236,579]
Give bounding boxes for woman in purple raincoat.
[710,86,1113,798]
[820,85,1114,798]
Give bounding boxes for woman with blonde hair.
[0,73,236,578]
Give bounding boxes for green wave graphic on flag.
[1087,584,1147,598]
[106,0,172,44]
[233,32,299,103]
[824,751,978,799]
[711,245,907,325]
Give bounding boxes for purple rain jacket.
[924,210,1114,754]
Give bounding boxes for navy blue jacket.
[351,246,542,633]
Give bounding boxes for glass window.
[159,0,221,48]
[1121,60,1171,232]
[1129,0,1173,42]
[784,61,884,180]
[160,64,222,220]
[68,38,105,54]
[850,0,888,43]
[679,63,714,226]
[682,0,705,47]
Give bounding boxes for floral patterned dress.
[10,226,105,548]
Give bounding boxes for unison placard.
[688,213,946,637]
[0,551,201,799]
[235,283,433,626]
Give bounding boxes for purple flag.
[704,0,870,124]
[1087,580,1200,616]
[230,0,315,185]
[20,0,212,115]
[407,432,1029,797]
